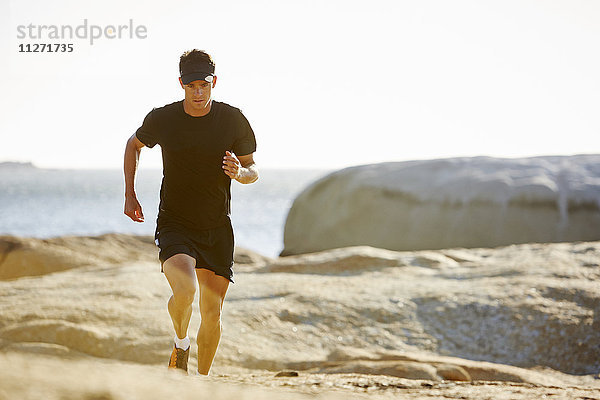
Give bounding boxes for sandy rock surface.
[282,155,600,255]
[1,234,599,399]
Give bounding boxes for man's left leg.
[195,268,230,375]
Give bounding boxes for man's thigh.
[196,268,229,307]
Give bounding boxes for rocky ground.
[0,234,599,399]
[2,352,600,400]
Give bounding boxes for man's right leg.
[162,253,197,371]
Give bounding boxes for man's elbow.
[126,134,145,151]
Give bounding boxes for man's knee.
[164,254,197,304]
[200,303,223,326]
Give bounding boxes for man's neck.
[183,99,212,117]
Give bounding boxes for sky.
[1,0,599,170]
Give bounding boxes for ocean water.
[0,168,331,257]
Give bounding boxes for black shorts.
[154,219,235,283]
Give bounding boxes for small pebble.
[275,370,299,377]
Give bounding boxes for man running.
[123,49,258,375]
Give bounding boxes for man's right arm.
[123,134,146,222]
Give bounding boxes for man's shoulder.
[213,101,243,116]
[148,100,183,118]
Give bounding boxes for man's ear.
[212,75,218,88]
[178,77,184,88]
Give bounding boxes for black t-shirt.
[135,100,257,230]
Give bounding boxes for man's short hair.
[179,49,215,76]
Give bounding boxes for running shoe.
[168,344,189,373]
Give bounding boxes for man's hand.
[222,151,241,180]
[223,151,259,184]
[124,194,145,222]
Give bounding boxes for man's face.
[179,77,217,113]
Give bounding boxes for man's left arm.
[223,151,259,184]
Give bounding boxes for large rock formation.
[282,155,600,256]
